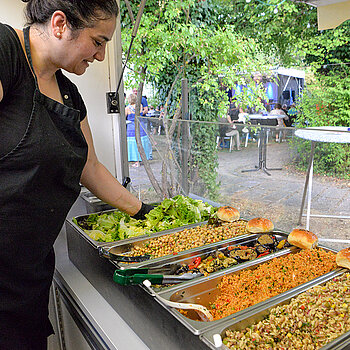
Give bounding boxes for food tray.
[66,211,115,248]
[99,220,250,269]
[126,232,290,294]
[156,245,339,335]
[199,269,348,350]
[66,209,207,249]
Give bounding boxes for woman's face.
[57,17,116,75]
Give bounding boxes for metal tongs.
[98,246,151,263]
[113,268,203,286]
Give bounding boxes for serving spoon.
[143,280,213,322]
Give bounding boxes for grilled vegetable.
[255,244,269,254]
[257,234,277,249]
[231,248,257,261]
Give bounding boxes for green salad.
[73,195,215,242]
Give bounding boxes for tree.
[121,0,268,200]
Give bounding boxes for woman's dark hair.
[22,0,118,30]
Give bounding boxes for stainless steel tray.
[134,232,290,294]
[157,245,339,335]
[199,269,347,349]
[100,220,250,269]
[66,209,207,249]
[66,213,114,248]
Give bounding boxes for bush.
[291,70,350,179]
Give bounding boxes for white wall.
[0,1,118,176]
[64,50,117,176]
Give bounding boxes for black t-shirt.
[228,103,239,120]
[0,23,87,158]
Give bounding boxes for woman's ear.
[50,10,67,39]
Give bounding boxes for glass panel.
[128,115,350,250]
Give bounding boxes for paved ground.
[128,134,350,250]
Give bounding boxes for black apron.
[0,27,88,349]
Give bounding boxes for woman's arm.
[226,114,233,124]
[80,117,142,216]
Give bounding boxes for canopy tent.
[230,67,305,107]
[275,67,305,106]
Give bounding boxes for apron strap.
[23,26,39,87]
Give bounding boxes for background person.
[226,114,241,151]
[217,113,241,151]
[0,1,153,349]
[287,103,298,126]
[270,103,289,142]
[133,87,148,116]
[126,93,152,167]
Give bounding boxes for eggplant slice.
[257,234,277,249]
[230,248,257,262]
[254,244,269,255]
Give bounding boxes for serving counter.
[53,195,350,350]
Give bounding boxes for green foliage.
[120,0,268,198]
[120,0,350,190]
[189,88,220,200]
[291,69,350,179]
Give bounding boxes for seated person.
[238,107,248,123]
[225,117,241,151]
[270,103,289,142]
[287,103,298,126]
[217,115,230,150]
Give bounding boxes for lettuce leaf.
[76,195,214,242]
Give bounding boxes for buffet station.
[59,194,350,350]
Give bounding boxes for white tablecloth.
[248,114,284,120]
[295,126,350,144]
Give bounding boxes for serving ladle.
[142,280,214,322]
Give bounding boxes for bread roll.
[217,206,240,222]
[336,248,350,269]
[287,229,318,249]
[247,218,274,233]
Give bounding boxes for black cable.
[114,0,147,100]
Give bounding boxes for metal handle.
[98,247,112,260]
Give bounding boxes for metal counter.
[54,229,149,350]
[53,196,209,350]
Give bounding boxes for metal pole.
[111,0,129,183]
[181,78,189,195]
[306,154,314,231]
[298,141,316,225]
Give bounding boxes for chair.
[216,136,234,152]
[242,127,250,147]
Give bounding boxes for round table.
[295,126,350,230]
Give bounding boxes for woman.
[126,93,152,167]
[269,103,289,142]
[0,1,152,348]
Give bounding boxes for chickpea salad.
[126,220,248,260]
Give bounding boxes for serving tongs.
[143,280,213,322]
[98,246,150,263]
[113,267,203,286]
